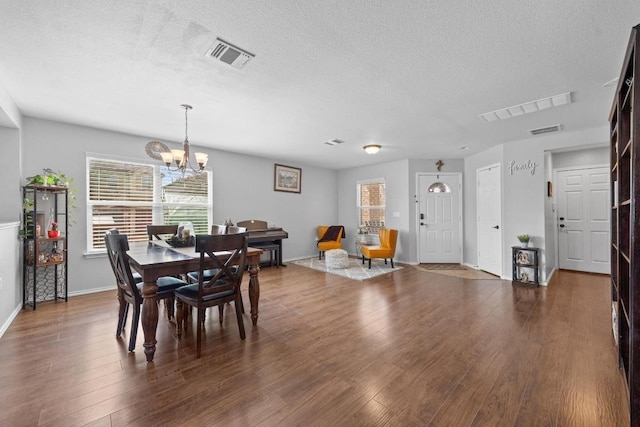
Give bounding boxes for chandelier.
[158,104,208,173]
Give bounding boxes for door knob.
[559,217,565,221]
[492,225,499,229]
[421,222,427,226]
[559,224,565,228]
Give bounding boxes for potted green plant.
[517,234,530,248]
[24,168,78,225]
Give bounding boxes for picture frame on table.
[516,251,530,264]
[274,164,302,193]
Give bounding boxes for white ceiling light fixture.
[205,38,255,70]
[157,104,208,174]
[363,144,381,154]
[479,92,572,122]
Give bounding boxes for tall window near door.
[357,179,385,233]
[87,158,211,251]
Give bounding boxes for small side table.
[512,246,539,286]
[355,237,373,257]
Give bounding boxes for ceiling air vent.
[205,38,255,70]
[529,124,562,136]
[324,138,345,146]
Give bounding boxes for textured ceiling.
[0,1,638,169]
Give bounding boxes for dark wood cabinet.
[511,246,539,286]
[610,23,640,423]
[22,185,68,309]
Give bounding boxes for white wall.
[0,222,21,337]
[552,146,608,169]
[0,78,22,129]
[17,117,338,297]
[337,159,410,262]
[0,126,21,222]
[0,85,23,334]
[463,126,610,282]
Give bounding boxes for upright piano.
[237,220,289,267]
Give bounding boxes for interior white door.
[477,165,502,276]
[557,167,610,274]
[418,174,461,263]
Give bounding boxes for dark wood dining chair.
[105,228,141,331]
[175,233,249,358]
[105,232,187,352]
[147,224,178,240]
[106,228,142,283]
[186,225,228,283]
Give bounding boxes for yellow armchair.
[317,225,344,259]
[361,228,398,268]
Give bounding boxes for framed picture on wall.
[274,164,302,193]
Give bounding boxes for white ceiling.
[0,1,638,169]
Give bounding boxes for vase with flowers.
[48,222,59,238]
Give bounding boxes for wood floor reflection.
[0,266,628,426]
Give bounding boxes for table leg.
[140,280,159,362]
[248,261,260,326]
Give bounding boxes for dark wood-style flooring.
[0,265,629,426]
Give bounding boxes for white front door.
[477,164,502,277]
[556,167,610,274]
[418,173,461,263]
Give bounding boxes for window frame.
[86,156,212,253]
[357,178,386,233]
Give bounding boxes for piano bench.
[251,243,280,268]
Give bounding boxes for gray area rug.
[293,257,403,281]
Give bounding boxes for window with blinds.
[357,179,386,233]
[88,158,211,251]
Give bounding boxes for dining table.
[126,240,264,362]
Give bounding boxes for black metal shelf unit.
[511,246,539,286]
[22,185,68,309]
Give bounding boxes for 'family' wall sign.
[508,159,538,176]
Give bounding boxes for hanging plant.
[19,198,35,239]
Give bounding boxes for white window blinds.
[88,158,210,251]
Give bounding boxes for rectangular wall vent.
[529,124,562,136]
[205,38,255,70]
[480,92,572,122]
